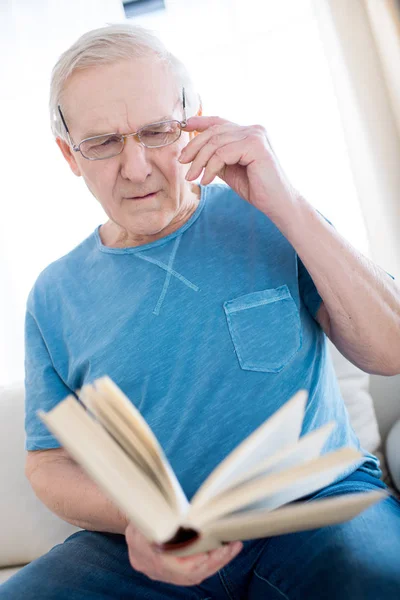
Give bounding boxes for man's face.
[58,58,194,237]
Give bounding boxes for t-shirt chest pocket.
[223,285,302,373]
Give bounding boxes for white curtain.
[313,0,400,280]
[366,0,400,137]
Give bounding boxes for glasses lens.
[139,121,181,147]
[80,134,123,160]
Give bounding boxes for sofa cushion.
[386,419,400,493]
[328,340,381,453]
[0,383,79,568]
[0,566,25,585]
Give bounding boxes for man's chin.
[126,215,175,239]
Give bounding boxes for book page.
[209,421,336,495]
[81,377,189,515]
[79,384,182,511]
[161,533,225,557]
[202,490,386,543]
[149,490,386,556]
[191,390,308,508]
[187,447,362,528]
[38,397,180,543]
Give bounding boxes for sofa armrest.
[386,419,400,494]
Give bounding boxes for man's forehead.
[67,94,180,140]
[70,93,181,139]
[63,60,180,139]
[80,108,177,139]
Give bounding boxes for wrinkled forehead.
[62,57,180,140]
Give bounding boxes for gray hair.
[49,23,201,142]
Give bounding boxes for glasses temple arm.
[181,87,187,127]
[58,105,70,134]
[58,105,78,149]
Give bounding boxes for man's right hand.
[125,523,243,586]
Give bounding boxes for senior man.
[2,23,400,600]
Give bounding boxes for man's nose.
[120,136,152,181]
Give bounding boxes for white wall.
[132,0,370,256]
[313,0,400,281]
[1,0,125,384]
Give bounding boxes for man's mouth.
[126,191,158,201]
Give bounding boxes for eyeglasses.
[58,88,187,161]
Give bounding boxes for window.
[123,0,165,18]
[130,0,369,254]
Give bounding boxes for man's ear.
[56,137,82,177]
[189,104,203,141]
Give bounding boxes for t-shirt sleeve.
[24,307,73,451]
[297,255,323,319]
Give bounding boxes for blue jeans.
[2,470,400,599]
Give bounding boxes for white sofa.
[1,341,399,585]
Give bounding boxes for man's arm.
[278,197,400,376]
[26,448,243,586]
[25,448,129,534]
[180,115,400,377]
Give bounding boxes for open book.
[38,377,386,556]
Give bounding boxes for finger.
[128,542,160,575]
[198,152,226,185]
[126,526,155,552]
[180,122,238,165]
[158,541,237,572]
[159,550,211,571]
[161,542,242,586]
[185,130,248,182]
[192,542,243,578]
[127,528,162,574]
[147,542,242,587]
[145,551,211,586]
[172,552,211,564]
[200,140,251,185]
[126,528,210,584]
[152,541,210,563]
[182,115,232,132]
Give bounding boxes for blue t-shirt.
[24,183,380,499]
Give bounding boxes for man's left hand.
[179,116,298,217]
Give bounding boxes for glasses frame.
[58,88,188,161]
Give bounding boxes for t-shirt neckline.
[94,184,207,254]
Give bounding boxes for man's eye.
[101,136,120,145]
[146,130,166,136]
[85,136,119,150]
